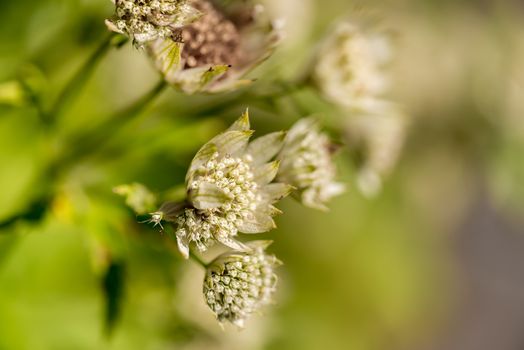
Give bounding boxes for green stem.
[59,79,168,166]
[189,250,208,268]
[47,32,116,124]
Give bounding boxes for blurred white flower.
[277,118,345,210]
[345,102,408,197]
[203,241,281,328]
[313,21,392,110]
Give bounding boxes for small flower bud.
[203,241,281,327]
[277,118,345,210]
[113,182,157,214]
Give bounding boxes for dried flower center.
[177,0,244,68]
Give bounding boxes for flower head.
[106,0,202,47]
[173,111,292,258]
[277,118,345,210]
[203,241,281,327]
[146,0,281,93]
[312,21,392,110]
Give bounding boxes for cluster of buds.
[203,241,281,327]
[277,118,345,210]
[107,0,281,93]
[106,0,202,46]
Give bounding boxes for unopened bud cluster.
[204,242,280,327]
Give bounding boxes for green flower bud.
[203,241,281,327]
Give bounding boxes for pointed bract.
[247,131,287,164]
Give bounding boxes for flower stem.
[47,32,116,125]
[189,250,208,269]
[59,78,168,166]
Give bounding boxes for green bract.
[173,111,292,258]
[203,241,281,327]
[277,118,345,211]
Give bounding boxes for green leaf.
[0,81,26,107]
[102,259,126,337]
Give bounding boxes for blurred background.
[1,0,524,349]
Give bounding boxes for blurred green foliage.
[1,0,523,350]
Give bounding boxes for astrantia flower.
[203,241,281,327]
[146,0,282,93]
[312,21,392,110]
[106,0,202,47]
[345,102,408,197]
[173,111,292,258]
[277,118,345,211]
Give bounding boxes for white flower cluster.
[203,241,280,327]
[175,153,260,254]
[278,118,345,210]
[173,111,291,258]
[190,152,259,215]
[107,0,199,46]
